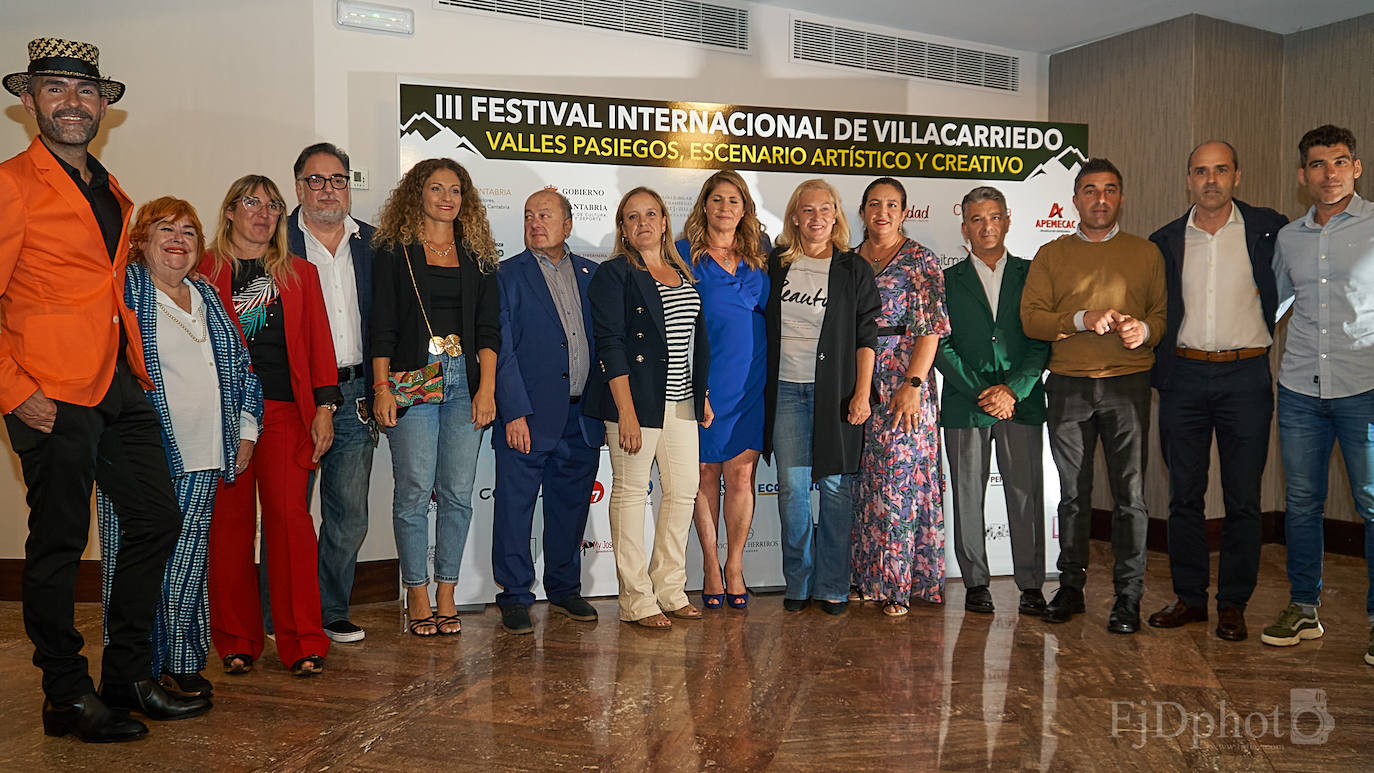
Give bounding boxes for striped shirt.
[657,275,701,402]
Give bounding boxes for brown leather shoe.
[1216,607,1247,641]
[1147,598,1208,628]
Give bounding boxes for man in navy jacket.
[492,189,605,634]
[287,142,377,643]
[1146,140,1287,642]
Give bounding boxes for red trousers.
[209,400,329,668]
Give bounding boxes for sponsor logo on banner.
[1036,202,1077,233]
[590,481,605,504]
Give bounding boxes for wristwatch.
[907,375,923,387]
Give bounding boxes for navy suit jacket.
[287,207,376,400]
[494,248,605,451]
[584,255,710,428]
[1147,199,1288,390]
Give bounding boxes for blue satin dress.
[676,237,770,463]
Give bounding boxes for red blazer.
[0,137,152,412]
[200,251,338,470]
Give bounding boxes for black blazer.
[370,240,500,398]
[1147,199,1288,390]
[584,255,710,428]
[762,246,880,479]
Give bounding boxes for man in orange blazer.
[1,38,208,743]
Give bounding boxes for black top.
[371,241,499,399]
[232,260,293,402]
[425,264,462,337]
[51,144,122,262]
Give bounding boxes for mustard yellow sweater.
[1019,232,1166,378]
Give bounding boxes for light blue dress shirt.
[1273,193,1374,399]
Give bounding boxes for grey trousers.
[1044,372,1151,599]
[946,422,1047,590]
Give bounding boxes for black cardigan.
[584,255,710,428]
[763,246,880,478]
[370,240,500,398]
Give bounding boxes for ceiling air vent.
[791,17,1020,92]
[436,0,750,51]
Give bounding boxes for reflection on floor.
[0,542,1370,771]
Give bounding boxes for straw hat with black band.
[4,37,125,103]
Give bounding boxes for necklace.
[421,239,455,258]
[865,239,903,274]
[708,246,737,272]
[158,301,208,343]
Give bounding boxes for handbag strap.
[402,244,439,343]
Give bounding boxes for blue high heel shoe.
[726,572,750,609]
[703,570,725,610]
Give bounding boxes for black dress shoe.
[1147,598,1208,628]
[1216,607,1248,641]
[818,600,848,615]
[1041,587,1085,623]
[1108,596,1141,634]
[783,598,810,612]
[42,693,148,742]
[99,679,211,721]
[964,586,995,614]
[549,595,599,622]
[501,604,534,634]
[1018,589,1047,615]
[161,671,213,698]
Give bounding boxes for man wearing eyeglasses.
[287,142,377,644]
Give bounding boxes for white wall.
[0,0,1047,561]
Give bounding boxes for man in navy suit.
[286,142,377,643]
[492,188,605,634]
[1146,140,1287,642]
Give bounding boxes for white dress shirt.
[156,283,258,472]
[299,211,364,368]
[969,251,1006,320]
[1178,203,1271,351]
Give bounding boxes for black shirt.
[50,143,122,262]
[231,260,293,402]
[425,264,462,338]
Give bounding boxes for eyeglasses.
[240,196,285,214]
[299,174,350,191]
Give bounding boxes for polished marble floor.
[1,542,1371,772]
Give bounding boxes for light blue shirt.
[1273,193,1374,399]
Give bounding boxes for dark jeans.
[1158,357,1272,611]
[1045,371,1151,599]
[492,401,600,609]
[5,366,180,703]
[314,373,376,624]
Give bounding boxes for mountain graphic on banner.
[1026,146,1088,181]
[400,112,483,157]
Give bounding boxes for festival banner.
[393,80,1085,604]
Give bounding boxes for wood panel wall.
[1048,13,1371,523]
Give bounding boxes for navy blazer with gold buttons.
[584,255,710,428]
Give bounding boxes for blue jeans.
[315,373,376,624]
[772,381,854,602]
[1277,385,1374,612]
[388,354,486,587]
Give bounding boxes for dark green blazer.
[934,254,1049,428]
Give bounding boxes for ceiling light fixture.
[336,0,415,36]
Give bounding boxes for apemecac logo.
[1036,202,1076,232]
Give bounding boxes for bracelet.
[372,381,389,390]
[373,383,391,394]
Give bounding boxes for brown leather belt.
[1175,347,1268,362]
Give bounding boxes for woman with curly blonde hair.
[674,170,770,610]
[370,157,500,636]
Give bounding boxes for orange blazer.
[0,136,151,413]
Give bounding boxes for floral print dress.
[852,239,951,604]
